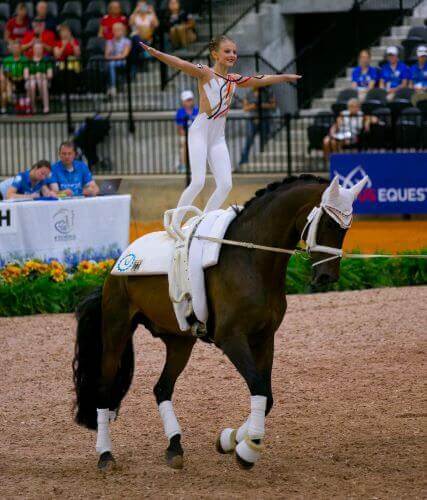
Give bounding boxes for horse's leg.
[217,332,273,469]
[153,335,196,469]
[96,286,135,471]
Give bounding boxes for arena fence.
[0,113,426,178]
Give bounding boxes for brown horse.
[73,174,367,471]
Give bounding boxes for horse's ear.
[350,175,369,198]
[329,175,340,197]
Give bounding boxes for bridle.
[300,203,352,267]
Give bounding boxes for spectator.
[322,98,376,162]
[4,3,31,42]
[99,1,128,41]
[53,24,81,93]
[105,23,131,96]
[129,1,159,56]
[35,1,57,33]
[6,160,55,199]
[175,90,198,172]
[351,49,377,100]
[0,41,29,114]
[239,87,276,167]
[379,46,409,99]
[26,41,53,114]
[54,24,81,62]
[164,0,196,49]
[21,18,56,59]
[409,45,427,92]
[49,141,99,197]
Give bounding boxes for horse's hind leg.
[153,335,196,469]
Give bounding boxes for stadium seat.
[0,19,5,38]
[0,39,8,57]
[119,0,132,16]
[63,18,82,38]
[0,3,10,21]
[388,87,414,117]
[84,55,108,93]
[86,36,106,57]
[23,2,34,19]
[307,111,334,151]
[363,107,392,149]
[402,26,427,61]
[83,17,101,40]
[331,88,358,116]
[60,1,83,20]
[395,107,422,149]
[361,88,387,114]
[416,98,427,120]
[46,1,59,17]
[84,0,106,19]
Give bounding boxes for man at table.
[6,160,56,200]
[49,141,99,197]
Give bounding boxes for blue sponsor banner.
[330,153,427,214]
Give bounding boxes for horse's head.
[302,175,369,287]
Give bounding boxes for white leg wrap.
[236,419,249,443]
[219,428,237,452]
[247,395,267,440]
[236,436,264,464]
[96,408,112,455]
[159,400,181,440]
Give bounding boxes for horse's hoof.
[235,451,255,470]
[97,451,116,472]
[165,450,184,469]
[216,428,236,454]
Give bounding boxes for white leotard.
[172,74,236,229]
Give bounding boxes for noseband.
[301,204,352,267]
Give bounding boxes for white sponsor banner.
[0,204,17,235]
[0,195,131,264]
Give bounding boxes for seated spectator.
[99,1,128,41]
[35,1,57,33]
[0,41,29,113]
[129,1,159,59]
[21,18,56,59]
[379,46,409,100]
[53,24,81,94]
[239,86,276,167]
[26,41,53,114]
[49,141,99,197]
[105,23,131,96]
[323,98,376,162]
[409,45,427,92]
[6,160,55,200]
[164,0,196,49]
[5,3,31,42]
[351,49,377,100]
[175,90,198,172]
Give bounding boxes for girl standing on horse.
[140,35,301,234]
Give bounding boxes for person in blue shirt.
[379,46,409,99]
[409,45,427,92]
[175,90,198,173]
[6,160,56,200]
[351,49,377,99]
[49,141,99,196]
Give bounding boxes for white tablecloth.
[0,195,131,265]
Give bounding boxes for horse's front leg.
[154,335,196,469]
[216,332,274,469]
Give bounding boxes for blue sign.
[330,153,427,214]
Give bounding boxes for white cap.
[386,46,398,56]
[181,90,194,101]
[416,45,427,57]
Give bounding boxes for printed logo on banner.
[53,209,76,242]
[117,253,136,272]
[331,153,427,214]
[0,205,17,234]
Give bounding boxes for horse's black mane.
[234,174,329,217]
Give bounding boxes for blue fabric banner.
[330,153,427,214]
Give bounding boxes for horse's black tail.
[72,286,135,430]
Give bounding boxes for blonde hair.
[208,35,235,56]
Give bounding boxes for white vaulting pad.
[111,207,238,276]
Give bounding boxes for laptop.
[98,178,122,196]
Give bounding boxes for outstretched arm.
[232,73,302,88]
[140,42,208,79]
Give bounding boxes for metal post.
[285,113,292,176]
[64,60,73,134]
[255,52,265,152]
[184,116,191,187]
[255,0,260,14]
[208,0,213,40]
[159,24,168,90]
[126,57,135,133]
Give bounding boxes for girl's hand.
[283,74,302,82]
[139,41,153,53]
